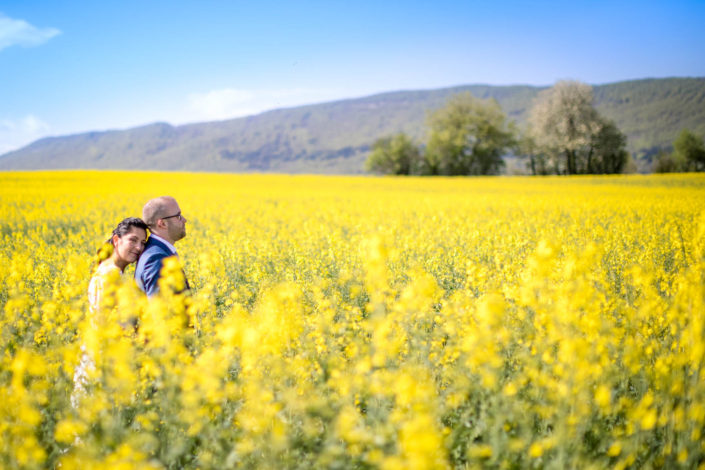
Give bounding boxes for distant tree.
[587,119,629,174]
[672,129,705,171]
[424,92,515,175]
[526,81,628,175]
[652,150,682,173]
[365,133,422,175]
[517,134,551,175]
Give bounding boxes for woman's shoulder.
[94,260,120,277]
[88,260,121,312]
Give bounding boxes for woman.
[73,217,148,409]
[87,217,149,312]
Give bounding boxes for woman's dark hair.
[96,217,149,261]
[107,217,149,244]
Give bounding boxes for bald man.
[135,196,190,296]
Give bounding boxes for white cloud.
[0,115,51,154]
[185,87,342,122]
[187,89,259,121]
[0,13,61,51]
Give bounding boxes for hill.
[1,78,703,173]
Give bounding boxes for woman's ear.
[112,234,120,247]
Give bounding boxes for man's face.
[163,199,187,242]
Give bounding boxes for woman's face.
[112,227,147,266]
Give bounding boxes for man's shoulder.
[143,237,172,256]
[136,238,171,272]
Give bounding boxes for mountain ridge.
[2,77,704,173]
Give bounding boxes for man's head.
[142,196,187,244]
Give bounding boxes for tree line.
[366,80,705,176]
[653,129,705,173]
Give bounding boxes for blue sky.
[1,0,704,154]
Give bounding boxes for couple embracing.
[75,196,189,409]
[88,195,189,312]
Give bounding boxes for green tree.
[653,150,682,173]
[424,93,515,175]
[587,119,629,174]
[518,134,551,175]
[673,129,705,171]
[365,133,422,175]
[526,81,628,175]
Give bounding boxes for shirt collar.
[149,233,177,255]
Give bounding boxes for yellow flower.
[529,442,543,458]
[54,419,87,443]
[640,409,658,430]
[594,385,611,410]
[607,442,622,457]
[468,444,493,459]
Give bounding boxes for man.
[135,196,189,296]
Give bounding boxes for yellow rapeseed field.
[1,170,704,469]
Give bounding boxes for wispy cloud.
[187,89,259,121]
[0,13,61,51]
[0,115,51,154]
[185,87,342,122]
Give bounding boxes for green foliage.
[652,151,683,173]
[587,119,629,174]
[652,129,705,173]
[673,129,705,171]
[425,93,515,175]
[365,134,422,175]
[517,134,551,176]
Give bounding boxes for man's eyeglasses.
[162,212,183,221]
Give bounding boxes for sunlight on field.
[1,171,704,469]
